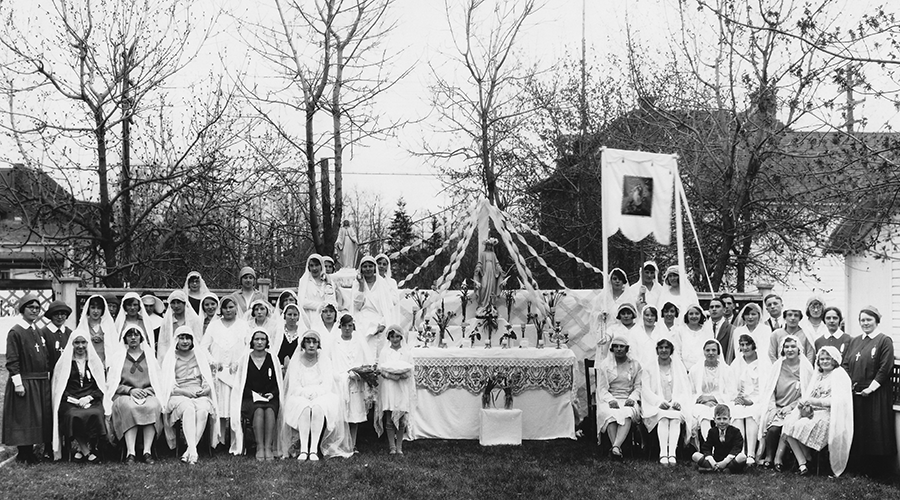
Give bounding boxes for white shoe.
[747,456,756,466]
[668,456,677,465]
[308,453,319,461]
[297,452,308,461]
[660,457,668,465]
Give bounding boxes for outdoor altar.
[384,150,692,438]
[383,198,608,437]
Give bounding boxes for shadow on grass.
[0,439,898,499]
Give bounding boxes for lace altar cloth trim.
[414,356,574,396]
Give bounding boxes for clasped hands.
[608,399,635,409]
[658,401,681,410]
[696,395,718,406]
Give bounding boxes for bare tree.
[238,0,406,258]
[625,0,900,290]
[423,0,539,209]
[0,0,235,286]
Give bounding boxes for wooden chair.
[583,358,598,446]
[588,358,647,458]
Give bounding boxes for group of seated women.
[593,295,892,477]
[44,255,414,465]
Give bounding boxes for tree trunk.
[320,158,334,257]
[481,111,497,206]
[94,115,120,287]
[330,42,344,256]
[306,99,322,252]
[121,48,133,283]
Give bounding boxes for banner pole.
[600,149,609,281]
[674,164,686,296]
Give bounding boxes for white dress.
[199,318,249,418]
[284,358,339,425]
[730,355,766,421]
[331,336,372,423]
[375,345,415,440]
[680,324,714,373]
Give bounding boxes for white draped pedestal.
[412,348,576,440]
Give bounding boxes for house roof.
[0,164,95,267]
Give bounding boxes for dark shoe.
[697,465,715,473]
[124,454,136,464]
[774,463,783,472]
[142,453,155,465]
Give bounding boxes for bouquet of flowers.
[406,287,431,323]
[432,300,456,347]
[351,365,380,388]
[476,304,499,348]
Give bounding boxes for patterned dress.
[782,380,831,450]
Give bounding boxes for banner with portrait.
[600,148,677,245]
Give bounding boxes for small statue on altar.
[474,237,502,311]
[336,219,359,268]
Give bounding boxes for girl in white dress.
[376,325,415,454]
[283,330,351,460]
[199,296,249,446]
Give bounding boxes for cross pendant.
[855,352,861,361]
[34,342,40,353]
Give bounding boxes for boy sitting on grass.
[692,404,747,473]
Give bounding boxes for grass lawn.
[0,437,898,499]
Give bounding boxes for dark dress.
[59,360,106,441]
[241,353,280,422]
[277,336,298,368]
[41,325,71,371]
[188,296,202,315]
[842,332,896,457]
[2,323,53,446]
[814,333,852,357]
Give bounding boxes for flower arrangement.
[501,277,517,321]
[432,300,456,348]
[499,322,517,348]
[525,300,546,348]
[475,304,499,348]
[350,365,379,389]
[458,280,471,322]
[481,372,514,409]
[466,321,480,348]
[543,290,567,326]
[406,287,431,323]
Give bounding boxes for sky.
[205,0,900,218]
[3,0,898,221]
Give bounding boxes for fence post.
[258,278,272,301]
[57,277,81,330]
[755,282,774,301]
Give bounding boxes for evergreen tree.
[388,198,417,280]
